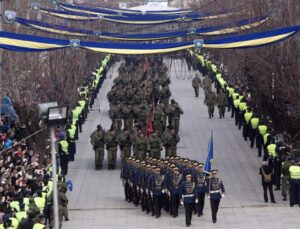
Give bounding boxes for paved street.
[63,59,300,229]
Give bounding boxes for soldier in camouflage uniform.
[192,74,202,97]
[147,131,162,159]
[134,132,148,161]
[281,158,292,201]
[117,128,132,164]
[216,90,228,119]
[90,125,106,170]
[204,88,216,118]
[162,126,173,157]
[170,99,184,134]
[122,103,134,130]
[152,104,164,136]
[105,127,118,170]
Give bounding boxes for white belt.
[210,190,220,194]
[182,194,194,198]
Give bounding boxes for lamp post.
[38,103,68,229]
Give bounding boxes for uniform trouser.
[207,105,215,118]
[227,97,232,111]
[148,193,154,215]
[95,147,104,167]
[151,149,161,159]
[217,106,225,118]
[60,155,69,176]
[289,179,300,206]
[168,146,177,157]
[135,150,146,161]
[263,183,275,202]
[133,186,140,206]
[282,176,289,197]
[193,87,199,97]
[162,118,166,132]
[171,118,180,134]
[196,192,205,215]
[163,193,169,212]
[154,195,162,217]
[124,119,133,130]
[184,202,194,225]
[243,123,250,140]
[141,190,148,211]
[210,199,220,222]
[234,108,239,125]
[116,119,122,131]
[238,113,244,130]
[120,147,131,164]
[164,145,170,157]
[256,135,263,156]
[107,147,117,167]
[63,204,68,219]
[249,128,256,148]
[68,141,76,161]
[170,193,180,216]
[124,181,130,201]
[153,122,162,136]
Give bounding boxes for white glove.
[162,189,166,194]
[167,191,171,196]
[195,198,198,203]
[145,188,148,192]
[180,200,183,205]
[222,194,225,198]
[150,192,153,197]
[207,195,210,199]
[137,186,140,191]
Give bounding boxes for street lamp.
[37,102,68,229]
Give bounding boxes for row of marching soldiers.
[90,57,184,170]
[57,56,111,177]
[121,156,225,227]
[193,51,300,206]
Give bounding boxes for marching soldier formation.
[121,156,225,226]
[90,57,184,170]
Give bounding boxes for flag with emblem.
[204,131,214,172]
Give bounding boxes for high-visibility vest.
[34,197,46,213]
[219,78,226,89]
[264,133,270,144]
[59,140,69,154]
[250,118,259,129]
[244,112,253,123]
[267,144,277,157]
[33,223,46,229]
[258,125,268,135]
[23,197,30,206]
[0,223,4,229]
[216,73,222,81]
[15,211,27,223]
[227,87,234,97]
[9,217,18,229]
[238,102,246,111]
[10,201,20,212]
[232,93,239,100]
[289,166,300,179]
[233,98,241,108]
[68,127,76,140]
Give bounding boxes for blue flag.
[204,131,214,172]
[66,180,73,191]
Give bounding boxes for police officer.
[194,163,207,217]
[289,160,300,207]
[151,167,165,218]
[181,174,196,227]
[207,170,225,223]
[169,166,182,218]
[58,134,69,176]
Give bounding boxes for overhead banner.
[15,16,268,41]
[58,1,192,16]
[39,7,235,24]
[0,25,298,54]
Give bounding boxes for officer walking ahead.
[192,74,202,97]
[181,174,196,227]
[207,170,225,223]
[90,125,106,170]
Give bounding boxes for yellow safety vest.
[238,102,246,111]
[10,201,20,212]
[68,128,76,140]
[289,166,300,179]
[15,211,27,223]
[233,98,241,108]
[34,197,46,213]
[267,144,277,157]
[264,133,270,144]
[258,125,268,135]
[250,118,259,129]
[244,112,253,123]
[33,223,45,229]
[59,140,69,154]
[228,87,234,97]
[79,100,86,108]
[9,217,18,229]
[23,197,30,206]
[232,93,239,100]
